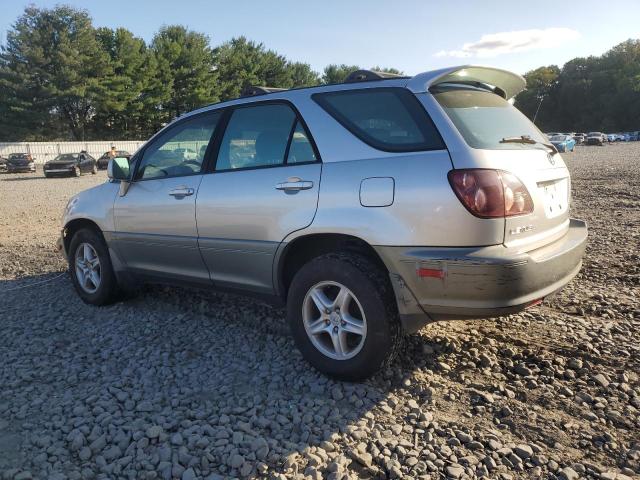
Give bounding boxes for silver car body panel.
[62,182,119,233]
[196,163,321,293]
[111,175,210,283]
[280,151,504,247]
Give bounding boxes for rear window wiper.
[500,135,558,153]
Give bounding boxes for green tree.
[93,27,151,139]
[321,64,361,84]
[370,66,404,75]
[286,61,320,87]
[151,25,217,121]
[514,66,560,129]
[213,37,319,101]
[0,5,111,140]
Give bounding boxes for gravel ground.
[0,144,638,480]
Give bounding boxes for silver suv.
[59,66,588,380]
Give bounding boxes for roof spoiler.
[405,65,526,99]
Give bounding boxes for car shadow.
[0,271,451,478]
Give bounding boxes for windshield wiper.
[500,135,558,153]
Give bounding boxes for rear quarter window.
[312,88,444,152]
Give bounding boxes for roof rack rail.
[344,69,405,83]
[240,86,287,98]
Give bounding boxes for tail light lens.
[448,169,533,218]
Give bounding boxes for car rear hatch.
[408,66,571,250]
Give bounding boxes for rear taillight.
[448,169,533,218]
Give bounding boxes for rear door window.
[286,121,317,164]
[313,87,444,152]
[215,104,296,171]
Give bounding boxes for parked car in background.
[58,66,588,380]
[573,133,585,144]
[44,152,97,178]
[586,132,606,145]
[630,131,640,141]
[0,155,7,171]
[97,150,131,170]
[606,133,616,142]
[6,153,36,173]
[550,134,576,152]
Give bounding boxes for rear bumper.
[376,218,588,333]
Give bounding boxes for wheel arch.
[275,233,389,300]
[63,218,105,259]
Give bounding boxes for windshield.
[588,132,602,136]
[9,153,28,159]
[54,153,79,162]
[550,135,568,142]
[432,87,549,150]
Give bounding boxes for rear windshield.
[313,87,444,152]
[432,87,548,150]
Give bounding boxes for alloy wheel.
[302,281,367,360]
[75,242,101,294]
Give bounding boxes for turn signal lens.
[448,169,533,218]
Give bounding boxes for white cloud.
[435,28,580,58]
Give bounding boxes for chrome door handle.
[275,180,314,191]
[168,187,194,198]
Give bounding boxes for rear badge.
[509,225,535,236]
[547,153,556,166]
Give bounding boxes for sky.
[1,0,639,76]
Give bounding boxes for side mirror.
[107,157,130,181]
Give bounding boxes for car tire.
[68,228,120,306]
[287,252,402,381]
[74,166,80,177]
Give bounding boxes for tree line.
[1,5,638,141]
[0,5,400,141]
[515,39,640,132]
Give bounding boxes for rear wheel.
[68,228,120,305]
[287,252,402,381]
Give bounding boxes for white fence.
[0,141,147,164]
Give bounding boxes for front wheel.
[287,252,402,381]
[68,228,120,305]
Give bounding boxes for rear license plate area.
[538,178,568,219]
